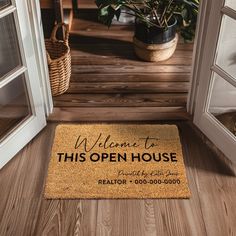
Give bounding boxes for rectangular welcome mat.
[45,124,191,199]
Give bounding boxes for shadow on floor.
[69,34,139,61]
[179,122,235,177]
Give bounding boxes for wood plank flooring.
[40,0,96,9]
[0,122,235,236]
[50,13,193,121]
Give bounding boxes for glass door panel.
[0,0,11,10]
[213,9,236,138]
[0,12,22,79]
[0,73,32,141]
[0,1,32,144]
[208,73,236,137]
[225,0,236,10]
[215,15,236,78]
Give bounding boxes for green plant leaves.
[95,0,200,41]
[96,0,124,26]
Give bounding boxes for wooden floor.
[49,11,193,121]
[0,122,235,236]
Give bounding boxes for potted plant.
[95,0,199,62]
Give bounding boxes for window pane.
[225,0,236,10]
[0,0,11,10]
[0,74,32,141]
[208,73,236,137]
[215,15,236,79]
[0,13,22,80]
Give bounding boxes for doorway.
[40,0,193,122]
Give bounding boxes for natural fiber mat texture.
[45,124,190,199]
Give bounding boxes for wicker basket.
[45,23,71,96]
[133,34,178,62]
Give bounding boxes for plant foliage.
[95,0,199,41]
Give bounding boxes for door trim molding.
[187,0,212,115]
[26,0,53,116]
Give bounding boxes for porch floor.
[0,121,235,235]
[49,12,193,121]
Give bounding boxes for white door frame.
[26,0,53,116]
[187,0,211,113]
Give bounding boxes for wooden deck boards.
[50,16,193,121]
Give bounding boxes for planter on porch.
[133,18,178,62]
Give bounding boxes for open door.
[0,0,46,168]
[193,0,236,163]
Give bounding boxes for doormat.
[45,124,190,199]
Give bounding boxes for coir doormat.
[45,124,190,199]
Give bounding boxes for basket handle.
[50,23,69,46]
[46,51,52,64]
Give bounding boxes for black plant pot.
[134,17,177,44]
[133,17,178,62]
